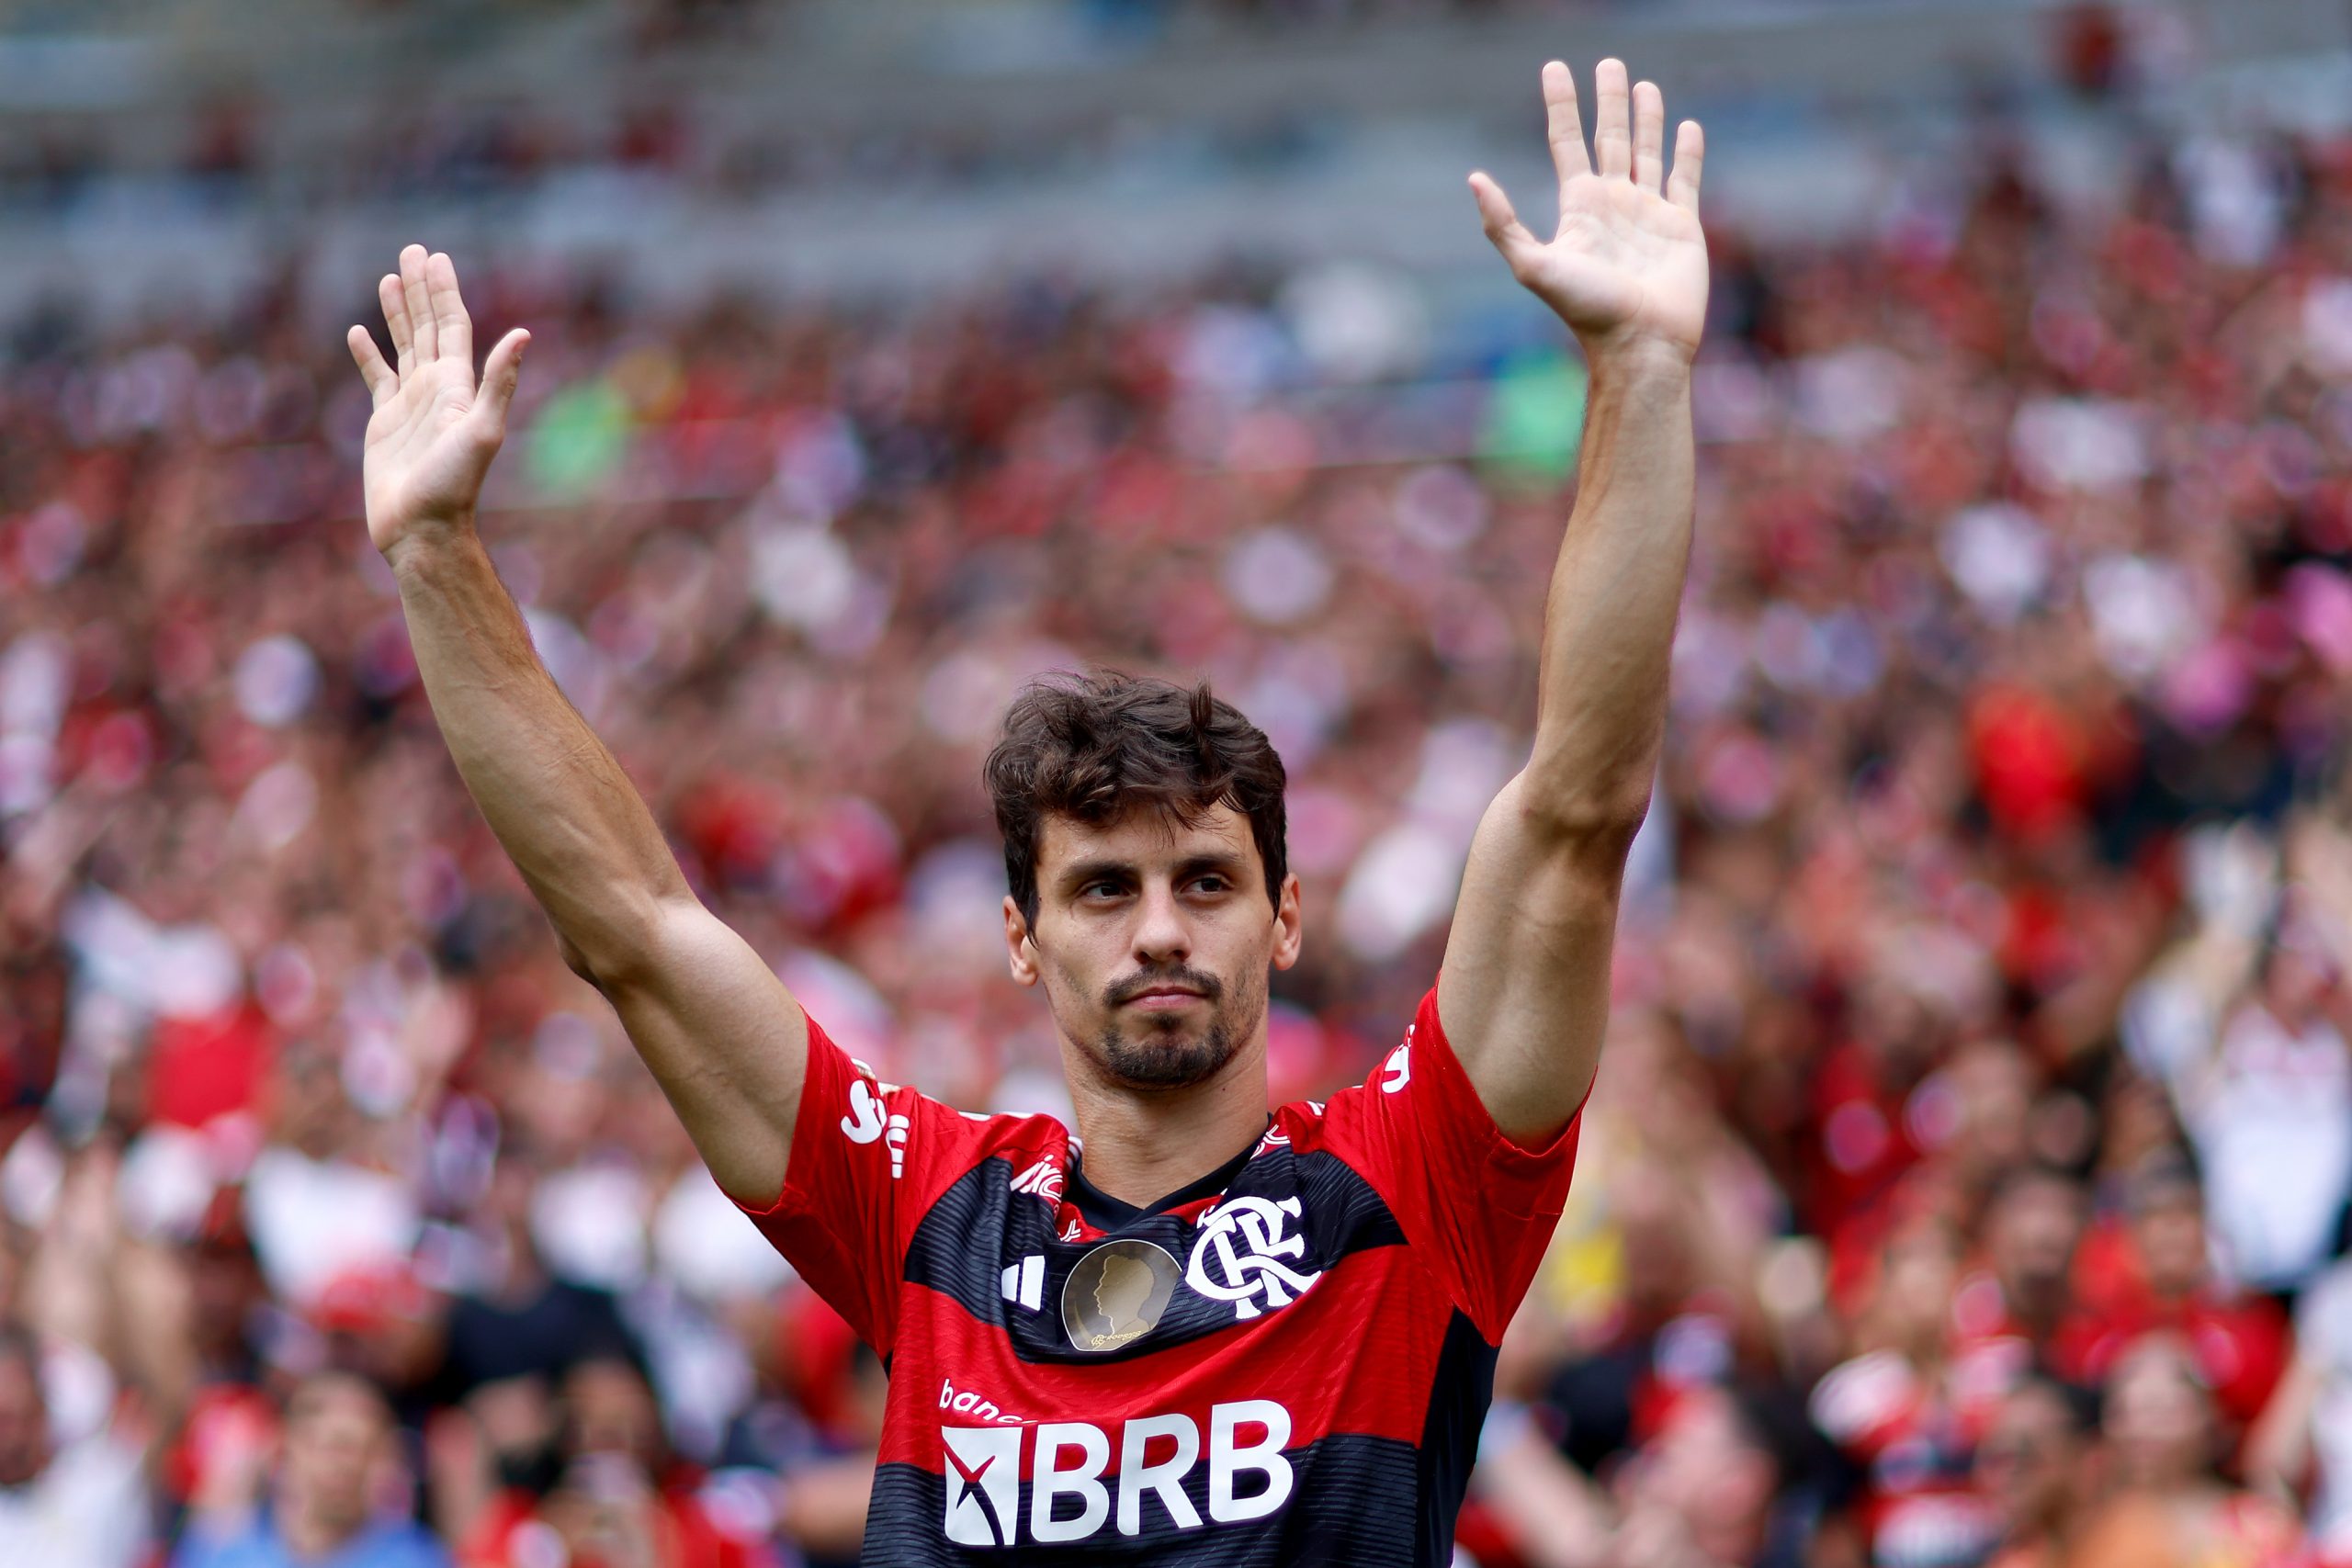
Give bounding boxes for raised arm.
[1438,61,1705,1143]
[348,244,805,1205]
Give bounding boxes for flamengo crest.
[1185,1195,1320,1321]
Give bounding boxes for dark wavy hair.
[983,671,1287,928]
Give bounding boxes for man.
[0,1327,153,1568]
[172,1371,451,1568]
[345,57,1705,1563]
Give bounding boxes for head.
[560,1356,665,1473]
[1974,1374,2095,1539]
[989,673,1299,1094]
[1982,1166,2085,1330]
[277,1371,394,1540]
[2102,1333,2218,1488]
[1095,1253,1157,1326]
[0,1329,49,1487]
[2127,1155,2208,1298]
[1614,1389,1780,1564]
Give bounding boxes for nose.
[1132,878,1192,967]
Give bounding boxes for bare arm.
[349,245,805,1204]
[1440,60,1705,1142]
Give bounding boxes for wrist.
[1577,330,1698,385]
[381,516,481,576]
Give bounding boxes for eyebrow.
[1057,852,1249,894]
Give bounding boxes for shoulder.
[166,1522,276,1568]
[373,1520,458,1567]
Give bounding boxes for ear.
[1271,872,1304,972]
[1004,895,1041,987]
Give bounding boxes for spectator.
[1973,1373,2097,1568]
[2069,1335,2309,1568]
[171,1370,451,1568]
[0,1325,153,1566]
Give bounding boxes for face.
[2104,1338,2213,1485]
[2132,1187,2207,1295]
[279,1376,390,1531]
[563,1359,662,1469]
[1974,1383,2079,1530]
[1006,804,1301,1093]
[1986,1177,2084,1309]
[1097,1258,1155,1324]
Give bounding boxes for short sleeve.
[729,1014,976,1359]
[1317,984,1584,1342]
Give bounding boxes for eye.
[1081,879,1125,899]
[1189,874,1230,895]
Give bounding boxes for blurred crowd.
[6,85,2352,1568]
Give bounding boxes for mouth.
[1123,987,1205,1010]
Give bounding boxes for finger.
[1593,58,1632,180]
[1632,80,1666,194]
[1542,59,1589,199]
[347,325,396,407]
[400,243,437,362]
[468,328,530,448]
[1468,172,1542,276]
[379,274,414,375]
[426,251,472,370]
[1667,119,1704,213]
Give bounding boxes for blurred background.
[6,0,2352,1564]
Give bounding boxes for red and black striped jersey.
[731,983,1584,1564]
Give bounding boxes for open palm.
[1470,60,1708,358]
[346,245,529,558]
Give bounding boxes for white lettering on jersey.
[1210,1402,1294,1522]
[1381,1031,1412,1093]
[1009,1156,1064,1204]
[942,1424,1022,1546]
[939,1378,1027,1426]
[1186,1195,1321,1320]
[999,1255,1045,1313]
[938,1401,1293,1547]
[1118,1414,1203,1534]
[842,1077,887,1143]
[840,1079,908,1177]
[1031,1424,1112,1542]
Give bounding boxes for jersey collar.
[1065,1116,1272,1232]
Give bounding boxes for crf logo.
[941,1401,1292,1547]
[1186,1196,1320,1320]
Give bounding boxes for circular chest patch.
[1061,1238,1181,1353]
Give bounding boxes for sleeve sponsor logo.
[1380,1031,1412,1093]
[841,1077,909,1179]
[940,1400,1293,1547]
[1185,1195,1321,1321]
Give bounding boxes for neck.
[1063,1042,1270,1209]
[281,1502,365,1559]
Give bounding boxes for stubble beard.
[1089,965,1263,1090]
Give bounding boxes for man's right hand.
[346,243,529,561]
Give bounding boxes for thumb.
[1468,172,1542,276]
[469,327,530,447]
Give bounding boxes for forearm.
[390,528,690,976]
[1524,344,1694,828]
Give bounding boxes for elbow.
[556,930,603,987]
[552,887,679,992]
[1512,769,1654,855]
